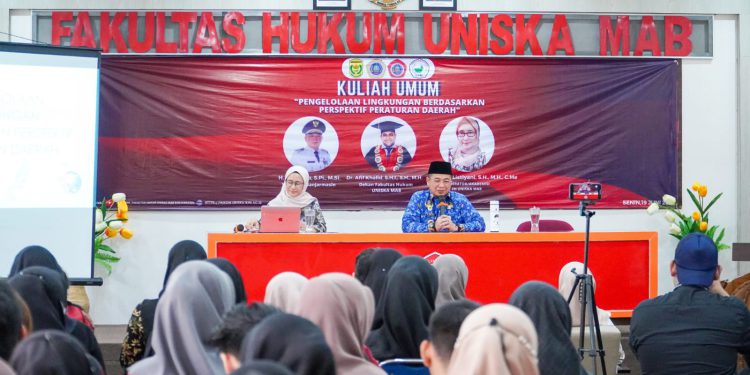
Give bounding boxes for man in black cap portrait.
[630,233,750,374]
[291,119,332,172]
[401,161,485,232]
[364,121,413,172]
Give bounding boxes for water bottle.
[489,201,500,232]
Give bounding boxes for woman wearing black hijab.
[10,330,102,375]
[355,248,402,330]
[207,258,247,303]
[119,240,207,369]
[365,256,438,361]
[509,281,587,375]
[240,313,336,375]
[8,266,105,370]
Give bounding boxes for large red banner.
[97,57,680,209]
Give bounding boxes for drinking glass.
[529,206,541,232]
[303,208,315,233]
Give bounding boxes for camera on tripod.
[569,182,602,201]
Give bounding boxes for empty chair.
[516,220,574,232]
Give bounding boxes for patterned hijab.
[129,262,234,375]
[448,304,539,375]
[268,166,316,208]
[297,273,384,375]
[433,254,469,308]
[264,272,309,313]
[509,281,584,375]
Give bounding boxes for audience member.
[264,272,309,313]
[353,248,376,283]
[433,254,469,308]
[509,281,586,375]
[240,313,336,375]
[8,245,93,330]
[230,360,295,375]
[207,258,248,303]
[630,233,750,374]
[10,330,102,375]
[12,291,31,337]
[120,239,207,368]
[0,280,22,360]
[419,299,480,375]
[558,261,625,366]
[9,266,104,369]
[128,261,234,375]
[297,273,385,375]
[356,248,402,330]
[366,256,438,361]
[448,303,539,375]
[208,303,280,374]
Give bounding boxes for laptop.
[260,206,301,233]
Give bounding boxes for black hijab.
[10,330,101,375]
[230,360,296,375]
[360,248,403,330]
[140,239,207,349]
[365,256,438,361]
[240,313,336,375]
[509,281,585,375]
[207,258,247,303]
[8,246,68,287]
[9,266,105,369]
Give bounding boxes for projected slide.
[0,43,99,279]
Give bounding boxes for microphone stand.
[566,200,607,375]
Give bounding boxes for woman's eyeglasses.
[457,131,477,139]
[285,180,304,187]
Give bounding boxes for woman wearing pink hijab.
[297,273,385,375]
[448,304,539,375]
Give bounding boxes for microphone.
[438,195,447,217]
[233,224,246,233]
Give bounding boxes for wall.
[1,1,746,324]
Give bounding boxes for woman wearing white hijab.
[247,166,327,232]
[264,272,309,313]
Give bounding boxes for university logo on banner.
[368,0,406,10]
[349,58,364,78]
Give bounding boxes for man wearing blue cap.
[630,233,750,374]
[291,119,331,172]
[364,121,412,172]
[401,161,485,232]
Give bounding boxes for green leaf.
[97,244,115,253]
[706,225,718,239]
[686,189,702,214]
[702,192,723,214]
[716,228,726,244]
[95,252,120,263]
[718,244,731,251]
[669,233,683,240]
[677,219,689,234]
[668,208,688,222]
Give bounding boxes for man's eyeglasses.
[285,180,304,187]
[457,131,477,139]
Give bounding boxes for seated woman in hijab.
[264,272,309,313]
[128,261,235,375]
[246,166,326,233]
[448,303,539,375]
[353,248,402,330]
[558,261,625,369]
[433,254,469,309]
[509,281,586,375]
[11,330,103,375]
[366,256,438,361]
[119,240,207,369]
[448,117,487,172]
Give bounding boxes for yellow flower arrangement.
[94,193,134,273]
[647,182,729,250]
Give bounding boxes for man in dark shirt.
[630,233,750,375]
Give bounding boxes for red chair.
[516,220,574,232]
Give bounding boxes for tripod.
[566,200,607,375]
